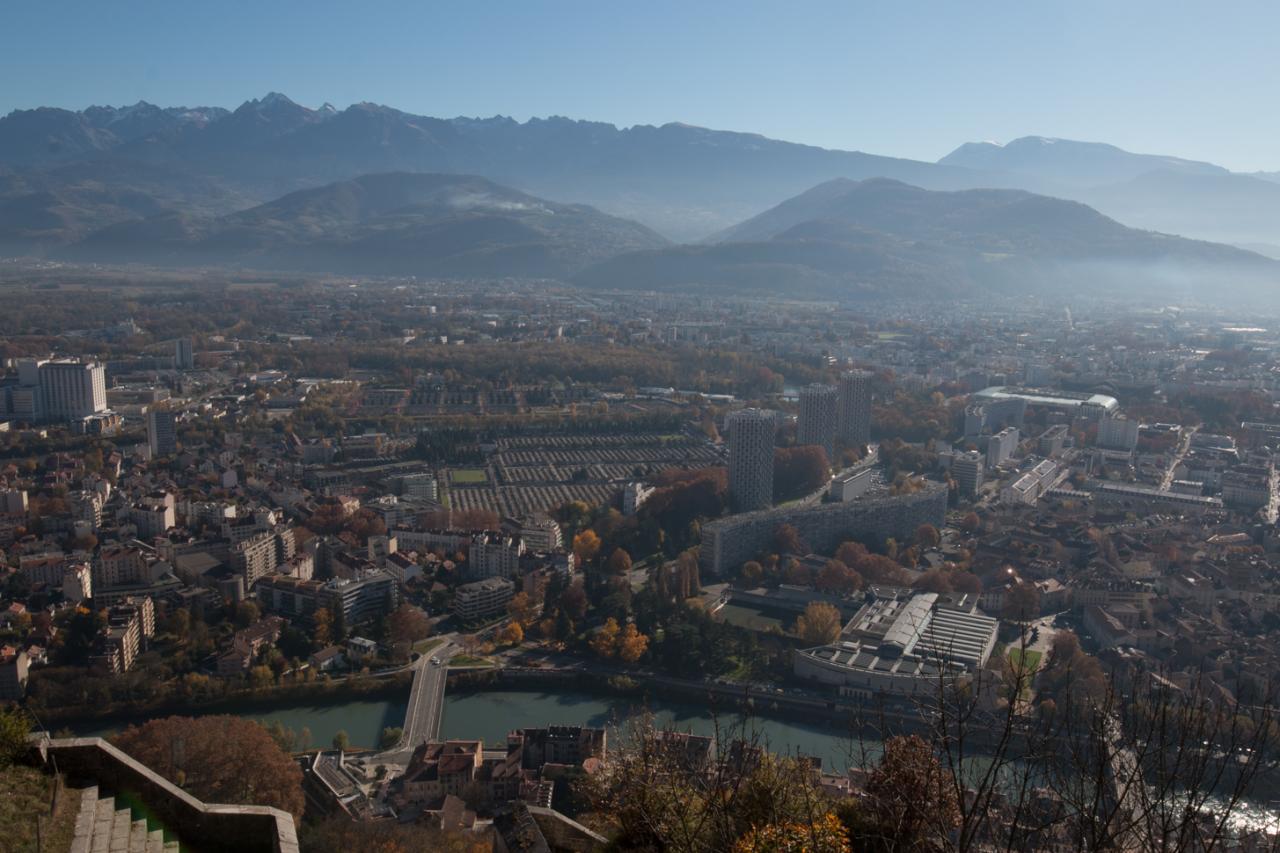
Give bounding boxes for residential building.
[69,490,104,529]
[319,571,397,626]
[797,383,838,461]
[62,562,92,605]
[986,426,1019,469]
[398,740,485,803]
[1001,460,1060,506]
[700,483,947,575]
[347,636,378,663]
[174,338,194,370]
[454,577,515,622]
[727,408,776,513]
[19,552,67,588]
[952,450,985,496]
[621,481,655,516]
[0,647,29,700]
[829,467,874,502]
[964,397,1026,437]
[1098,414,1140,452]
[511,726,607,768]
[1241,421,1280,450]
[92,596,156,674]
[216,616,285,676]
[0,489,28,516]
[1037,424,1069,457]
[230,531,287,588]
[1082,605,1136,649]
[130,492,175,538]
[147,409,177,457]
[464,533,525,581]
[94,545,153,588]
[1222,466,1272,511]
[836,370,872,447]
[517,515,563,551]
[257,576,326,618]
[310,647,346,672]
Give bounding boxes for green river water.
[76,687,880,771]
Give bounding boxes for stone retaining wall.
[31,736,298,853]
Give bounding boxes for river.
[76,686,880,771]
[70,685,1280,832]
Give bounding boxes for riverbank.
[44,669,414,732]
[438,686,884,771]
[449,666,932,740]
[60,670,885,769]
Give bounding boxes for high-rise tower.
[727,409,776,513]
[147,409,177,457]
[837,370,872,447]
[174,338,194,370]
[797,383,838,463]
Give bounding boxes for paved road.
[1160,425,1197,492]
[1103,713,1145,851]
[379,638,455,763]
[1268,465,1279,525]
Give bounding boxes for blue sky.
[5,1,1277,171]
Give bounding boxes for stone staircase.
[70,784,180,853]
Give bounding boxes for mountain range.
[939,137,1280,257]
[64,172,667,279]
[576,178,1271,299]
[0,93,1005,243]
[0,93,1276,299]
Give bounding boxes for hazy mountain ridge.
[940,136,1228,185]
[62,172,669,279]
[940,136,1280,252]
[0,158,255,248]
[578,178,1274,299]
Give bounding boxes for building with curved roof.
[971,386,1118,419]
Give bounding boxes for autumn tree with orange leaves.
[112,716,305,821]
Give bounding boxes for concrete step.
[110,806,131,852]
[69,785,100,853]
[129,817,149,852]
[71,786,181,853]
[91,797,116,853]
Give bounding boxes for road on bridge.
[380,637,456,763]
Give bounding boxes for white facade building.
[986,426,1020,469]
[1098,414,1140,452]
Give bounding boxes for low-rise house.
[347,636,378,663]
[310,646,346,672]
[0,646,29,700]
[1082,605,1136,650]
[216,616,286,677]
